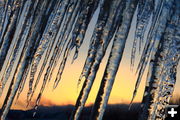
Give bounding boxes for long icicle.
[0,1,179,120]
[35,0,81,91]
[152,2,180,119]
[0,1,5,39]
[15,62,31,102]
[139,1,180,119]
[90,0,138,119]
[77,0,113,86]
[48,0,100,86]
[131,0,154,69]
[0,0,23,71]
[25,0,56,104]
[53,0,82,88]
[53,0,100,87]
[27,0,69,101]
[25,0,57,99]
[70,0,125,119]
[32,0,83,112]
[0,0,52,119]
[130,0,175,104]
[0,0,13,46]
[27,0,62,97]
[0,0,33,97]
[0,18,32,97]
[71,0,100,61]
[0,35,33,120]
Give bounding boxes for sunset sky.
[0,8,180,110]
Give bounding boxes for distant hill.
[1,96,179,120]
[1,104,140,120]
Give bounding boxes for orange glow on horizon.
[1,42,180,111]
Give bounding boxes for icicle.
[155,46,179,119]
[0,0,23,71]
[52,0,100,87]
[154,3,180,119]
[15,64,31,102]
[27,0,61,95]
[89,0,138,119]
[0,20,35,120]
[53,41,71,89]
[77,0,114,86]
[27,0,49,99]
[0,45,32,120]
[50,0,82,65]
[70,0,126,119]
[47,0,86,87]
[28,1,57,89]
[139,1,180,119]
[71,0,100,61]
[0,0,179,120]
[131,0,154,69]
[52,0,83,88]
[32,1,83,112]
[0,0,32,97]
[130,0,174,104]
[0,0,53,119]
[0,1,4,36]
[27,0,69,100]
[26,0,56,107]
[0,18,32,97]
[25,0,57,99]
[28,0,79,104]
[0,0,13,44]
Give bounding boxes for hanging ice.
[131,0,154,69]
[0,0,23,71]
[0,0,179,120]
[0,0,32,97]
[139,1,180,119]
[0,0,56,119]
[90,0,138,119]
[71,0,126,119]
[131,0,175,104]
